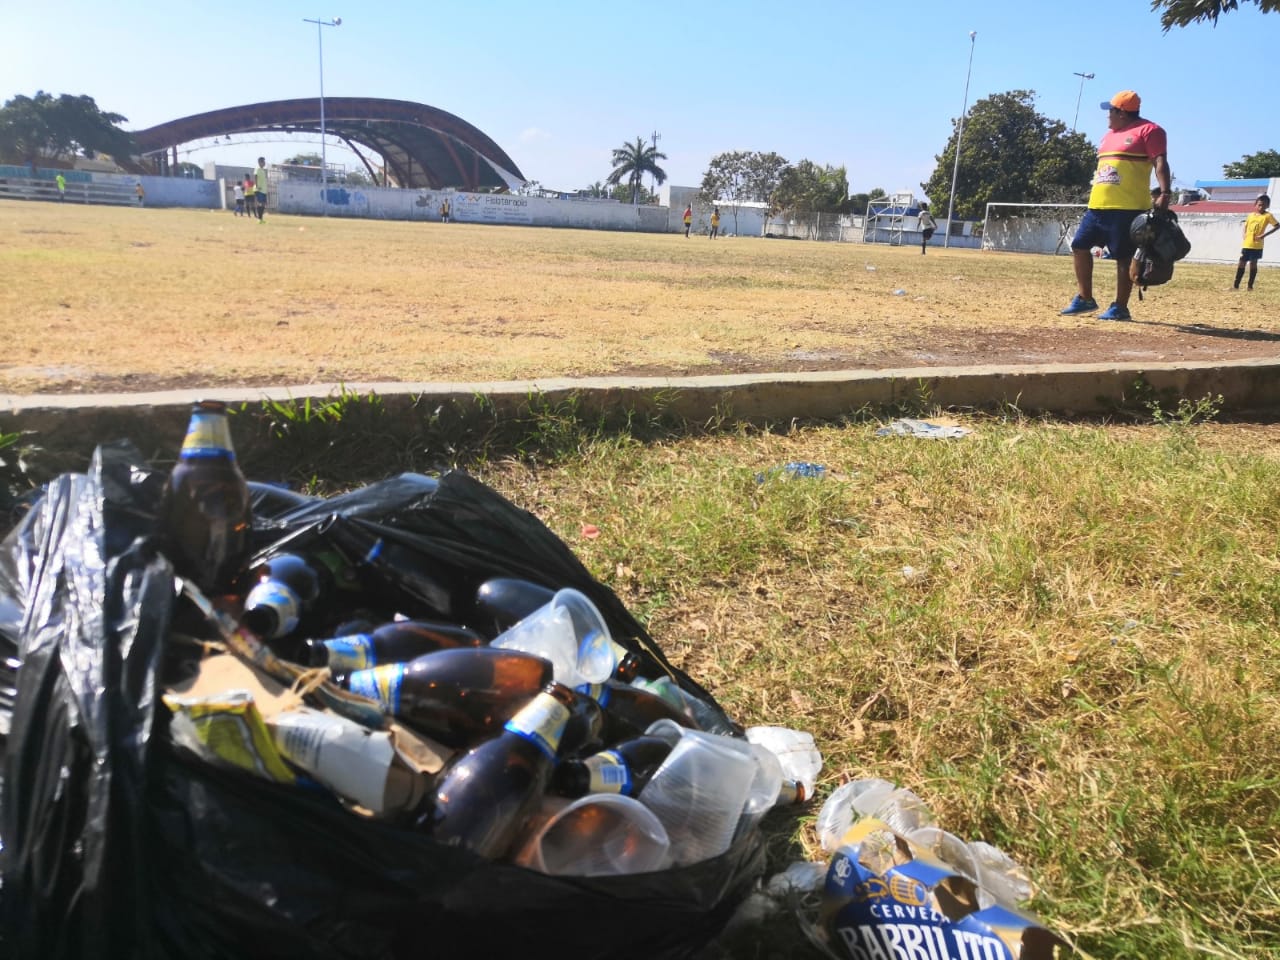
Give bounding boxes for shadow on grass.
[1130,318,1280,343]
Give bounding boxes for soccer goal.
[982,203,1087,256]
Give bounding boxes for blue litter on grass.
[755,461,827,483]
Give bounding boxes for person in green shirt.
[55,173,66,201]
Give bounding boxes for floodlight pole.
[304,16,341,216]
[945,30,976,250]
[1071,71,1095,133]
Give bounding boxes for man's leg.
[1114,259,1134,308]
[1249,263,1258,290]
[1235,258,1246,289]
[1072,248,1094,301]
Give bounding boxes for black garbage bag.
[0,441,765,960]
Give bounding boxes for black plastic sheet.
[0,440,763,959]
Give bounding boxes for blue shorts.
[1071,209,1142,261]
[1240,248,1263,262]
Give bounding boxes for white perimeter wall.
[275,182,672,232]
[270,181,768,236]
[984,209,1274,265]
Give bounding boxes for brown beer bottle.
[156,400,252,594]
[559,688,604,759]
[469,576,554,637]
[304,619,487,673]
[593,680,699,744]
[550,735,674,798]
[240,552,324,641]
[420,682,575,859]
[337,647,553,748]
[323,521,473,621]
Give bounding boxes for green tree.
[609,183,654,204]
[606,135,667,204]
[699,151,788,208]
[921,90,1095,222]
[773,160,851,215]
[848,188,887,216]
[0,91,134,166]
[344,169,372,186]
[1223,149,1280,179]
[1152,0,1280,31]
[699,150,788,234]
[283,152,323,167]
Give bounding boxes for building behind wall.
[658,184,767,236]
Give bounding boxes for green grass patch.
[4,397,1280,959]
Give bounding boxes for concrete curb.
[3,359,1279,426]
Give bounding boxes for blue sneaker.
[1097,302,1132,321]
[1060,295,1098,315]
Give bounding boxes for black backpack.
[1128,207,1192,299]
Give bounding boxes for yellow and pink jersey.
[1088,120,1167,211]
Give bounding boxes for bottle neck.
[180,410,237,460]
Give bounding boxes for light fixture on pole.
[945,31,976,250]
[303,15,341,216]
[1071,71,1094,133]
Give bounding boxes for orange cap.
[1102,90,1141,113]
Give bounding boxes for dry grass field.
[2,201,1279,395]
[4,200,1280,959]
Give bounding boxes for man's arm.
[1152,154,1172,210]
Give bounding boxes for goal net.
[982,203,1087,256]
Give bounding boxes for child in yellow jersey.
[1233,194,1279,291]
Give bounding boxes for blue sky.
[2,1,1276,200]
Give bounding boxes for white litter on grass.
[876,418,972,440]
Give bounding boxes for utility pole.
[650,129,661,201]
[945,31,976,249]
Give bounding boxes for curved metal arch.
[129,97,525,190]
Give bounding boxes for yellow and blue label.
[504,690,570,759]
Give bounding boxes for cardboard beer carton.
[164,653,451,816]
[819,817,1067,960]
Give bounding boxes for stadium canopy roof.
[126,97,525,191]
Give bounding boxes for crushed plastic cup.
[745,725,823,798]
[905,825,981,884]
[638,725,761,865]
[639,721,784,864]
[968,839,1034,907]
[513,793,672,877]
[816,778,898,852]
[490,587,616,684]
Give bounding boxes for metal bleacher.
[0,167,139,206]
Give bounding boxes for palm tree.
[606,135,668,204]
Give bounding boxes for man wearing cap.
[1061,90,1171,321]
